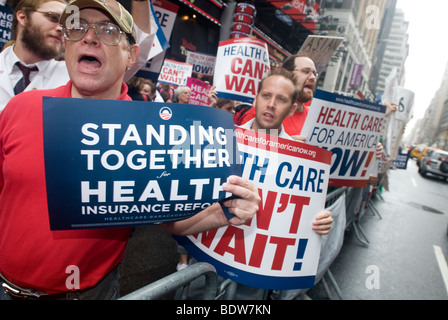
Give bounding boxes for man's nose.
[55,23,63,33]
[267,96,276,108]
[82,27,99,45]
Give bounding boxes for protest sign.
[385,87,414,159]
[393,87,415,123]
[187,77,211,106]
[213,37,270,103]
[158,59,192,87]
[298,35,344,75]
[301,90,386,187]
[382,68,398,105]
[175,127,332,290]
[391,152,409,170]
[0,5,13,50]
[147,0,169,61]
[42,98,240,230]
[186,51,216,77]
[136,0,178,80]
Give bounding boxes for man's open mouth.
[304,84,313,91]
[263,112,274,119]
[78,55,102,69]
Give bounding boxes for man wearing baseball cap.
[0,0,260,300]
[60,0,138,43]
[0,0,154,111]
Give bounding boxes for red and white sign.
[186,51,216,76]
[213,37,270,103]
[175,127,332,290]
[157,59,192,87]
[301,90,386,187]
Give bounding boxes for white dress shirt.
[0,24,155,111]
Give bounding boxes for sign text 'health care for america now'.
[301,90,386,187]
[175,127,332,290]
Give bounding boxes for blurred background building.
[2,0,407,102]
[411,62,448,150]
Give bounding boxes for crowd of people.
[124,76,239,115]
[0,0,392,300]
[0,0,260,300]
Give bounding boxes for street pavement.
[308,159,448,300]
[119,158,448,300]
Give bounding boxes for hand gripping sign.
[42,98,241,230]
[174,127,332,290]
[213,37,270,103]
[301,90,386,187]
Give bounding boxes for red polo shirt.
[0,82,133,294]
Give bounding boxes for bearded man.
[0,0,154,111]
[234,53,318,140]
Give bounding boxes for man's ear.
[127,44,140,69]
[287,102,298,117]
[252,94,260,110]
[16,10,28,28]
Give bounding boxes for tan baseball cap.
[60,0,136,41]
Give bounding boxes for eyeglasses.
[61,20,126,46]
[294,68,319,79]
[34,11,61,24]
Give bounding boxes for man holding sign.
[0,0,156,111]
[234,53,318,139]
[175,69,333,299]
[235,53,385,177]
[0,0,260,300]
[240,68,333,235]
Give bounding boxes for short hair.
[281,52,314,72]
[258,68,300,105]
[143,80,156,95]
[216,98,234,108]
[13,0,68,36]
[174,86,190,99]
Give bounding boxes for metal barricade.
[119,262,218,300]
[325,187,348,207]
[345,187,369,247]
[120,187,363,300]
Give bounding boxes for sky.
[396,0,448,135]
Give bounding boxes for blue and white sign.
[42,98,241,230]
[0,5,13,50]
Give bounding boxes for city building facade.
[416,61,448,150]
[2,0,407,102]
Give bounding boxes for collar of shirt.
[64,81,132,101]
[5,45,51,77]
[239,119,291,140]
